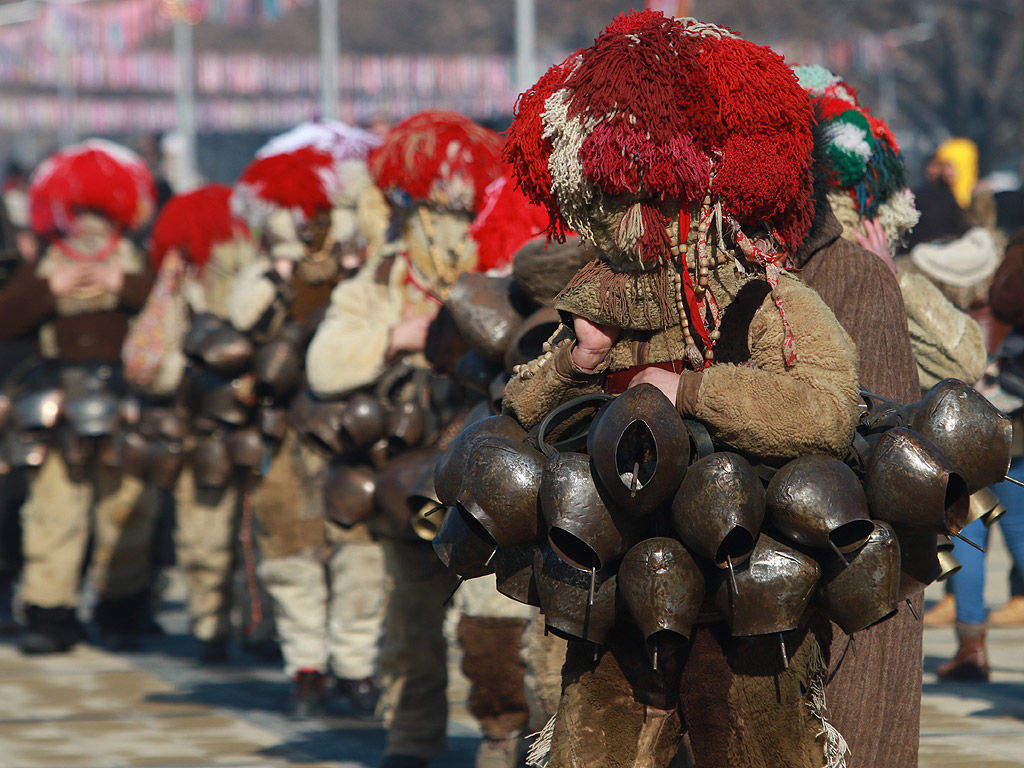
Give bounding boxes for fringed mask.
[505,11,817,368]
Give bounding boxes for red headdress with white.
[368,110,505,215]
[505,11,816,366]
[150,184,249,270]
[28,139,156,236]
[233,146,338,227]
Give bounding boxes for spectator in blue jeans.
[939,457,1024,680]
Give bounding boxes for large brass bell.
[433,506,497,579]
[766,455,874,553]
[323,462,377,528]
[863,428,970,536]
[533,544,617,644]
[197,325,254,377]
[672,452,765,569]
[617,538,705,650]
[374,447,440,538]
[253,337,303,401]
[192,435,233,488]
[433,414,527,505]
[504,308,561,373]
[818,521,901,634]
[587,383,690,516]
[896,531,941,602]
[387,400,428,451]
[540,451,641,570]
[712,533,821,637]
[911,378,1012,494]
[446,273,526,363]
[456,436,545,547]
[183,312,225,359]
[340,393,387,452]
[493,543,542,606]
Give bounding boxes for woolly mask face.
[505,12,815,273]
[368,111,504,298]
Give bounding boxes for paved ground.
[0,528,1023,768]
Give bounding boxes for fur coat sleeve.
[304,261,404,398]
[502,326,607,430]
[227,257,281,332]
[897,269,986,391]
[690,274,861,459]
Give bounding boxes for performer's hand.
[82,263,126,294]
[388,303,439,357]
[273,258,294,280]
[47,263,95,296]
[627,367,680,406]
[571,314,619,370]
[853,219,895,275]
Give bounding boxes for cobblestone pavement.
[0,528,1023,767]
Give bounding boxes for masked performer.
[228,130,390,715]
[0,140,155,653]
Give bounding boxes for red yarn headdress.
[234,146,337,225]
[506,12,815,260]
[369,110,505,214]
[28,139,156,235]
[468,175,553,272]
[505,12,816,366]
[150,184,249,270]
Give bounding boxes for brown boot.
[923,593,956,627]
[937,623,989,681]
[988,596,1024,627]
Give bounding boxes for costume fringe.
[807,634,850,768]
[525,713,557,768]
[556,258,674,329]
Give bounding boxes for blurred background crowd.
[1,2,1024,768]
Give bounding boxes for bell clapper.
[726,555,739,595]
[630,460,641,496]
[906,599,921,621]
[828,539,850,568]
[588,565,597,606]
[486,547,497,567]
[779,633,789,670]
[442,576,465,607]
[951,530,986,553]
[1004,475,1024,489]
[652,641,659,671]
[425,504,445,517]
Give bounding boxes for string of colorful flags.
[1,0,313,55]
[0,32,898,96]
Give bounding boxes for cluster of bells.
[0,363,133,474]
[116,310,315,491]
[424,376,1012,667]
[320,265,576,537]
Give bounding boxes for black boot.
[20,605,83,655]
[93,590,158,651]
[285,669,327,719]
[334,675,381,718]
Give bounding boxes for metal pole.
[173,18,197,189]
[56,37,74,147]
[319,0,339,120]
[515,0,535,96]
[54,0,75,147]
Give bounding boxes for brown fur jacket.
[503,262,861,461]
